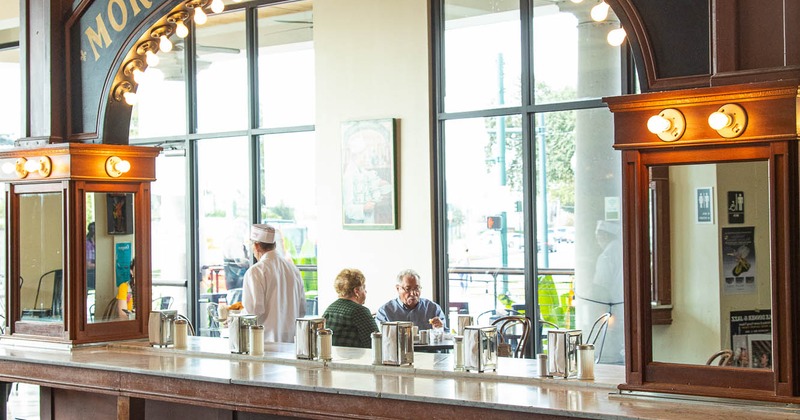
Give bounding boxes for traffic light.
[487,215,503,230]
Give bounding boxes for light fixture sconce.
[150,25,174,53]
[185,0,210,25]
[646,108,686,142]
[123,59,146,84]
[113,81,137,105]
[105,156,132,178]
[15,156,52,179]
[136,40,160,67]
[708,103,747,138]
[168,10,191,38]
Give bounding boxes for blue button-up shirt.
[376,297,447,330]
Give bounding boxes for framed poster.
[107,193,134,235]
[341,118,397,229]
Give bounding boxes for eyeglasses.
[400,286,422,294]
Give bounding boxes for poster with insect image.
[721,226,756,295]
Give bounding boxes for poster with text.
[721,226,756,295]
[730,310,771,368]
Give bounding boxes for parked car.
[537,240,556,253]
[552,226,575,243]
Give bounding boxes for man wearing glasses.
[376,269,446,330]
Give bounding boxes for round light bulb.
[23,159,41,173]
[123,91,138,106]
[210,0,224,14]
[159,35,173,53]
[132,68,145,84]
[194,7,208,25]
[1,162,14,174]
[570,0,583,2]
[115,160,131,174]
[145,50,160,67]
[176,21,189,38]
[607,28,626,46]
[647,115,671,134]
[708,111,732,130]
[591,2,610,22]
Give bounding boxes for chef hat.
[596,220,620,236]
[250,224,276,244]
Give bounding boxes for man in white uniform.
[242,224,306,343]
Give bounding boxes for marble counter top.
[0,336,798,419]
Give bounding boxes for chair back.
[586,312,611,362]
[706,349,734,366]
[491,315,532,358]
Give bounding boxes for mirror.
[19,192,64,322]
[86,192,136,323]
[650,161,772,369]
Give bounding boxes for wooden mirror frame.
[605,80,800,402]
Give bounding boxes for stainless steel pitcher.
[295,316,326,359]
[463,325,498,372]
[229,313,258,354]
[381,321,414,366]
[148,309,178,347]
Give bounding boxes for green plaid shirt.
[322,298,379,348]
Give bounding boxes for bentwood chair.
[586,312,611,362]
[492,315,532,358]
[706,349,734,366]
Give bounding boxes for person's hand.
[428,317,443,328]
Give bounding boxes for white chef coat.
[242,250,306,343]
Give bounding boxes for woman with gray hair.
[322,269,379,348]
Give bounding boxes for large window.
[437,0,629,361]
[128,1,316,331]
[0,45,19,330]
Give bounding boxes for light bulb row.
[2,156,133,179]
[113,0,229,106]
[646,104,748,142]
[570,0,627,46]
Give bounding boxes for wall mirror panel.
[19,192,64,323]
[86,192,136,324]
[649,161,772,369]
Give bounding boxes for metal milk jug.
[463,325,498,372]
[295,317,326,359]
[229,313,258,354]
[381,321,414,366]
[148,309,178,347]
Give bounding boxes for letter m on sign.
[85,14,112,61]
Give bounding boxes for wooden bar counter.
[0,337,796,419]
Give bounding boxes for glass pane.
[151,152,188,315]
[257,2,315,128]
[532,2,622,104]
[0,48,21,143]
[129,34,187,138]
[444,116,524,320]
[259,131,318,312]
[443,0,521,112]
[86,192,136,323]
[651,162,772,368]
[540,108,622,364]
[196,10,248,133]
[197,137,250,336]
[19,193,63,322]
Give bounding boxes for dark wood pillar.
[20,0,69,146]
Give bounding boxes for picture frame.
[341,118,398,230]
[106,193,134,235]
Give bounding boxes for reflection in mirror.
[86,192,136,323]
[650,161,772,369]
[19,193,64,322]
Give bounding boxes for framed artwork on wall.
[107,193,134,235]
[341,118,398,230]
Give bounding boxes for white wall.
[314,0,433,313]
